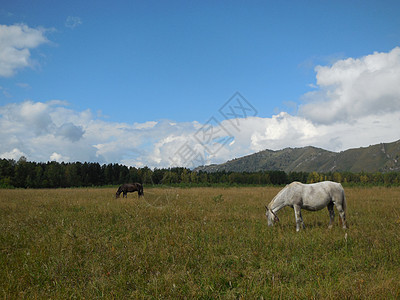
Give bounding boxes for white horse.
[265,181,347,231]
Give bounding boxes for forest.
[1,156,400,189]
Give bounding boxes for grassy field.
[1,186,400,299]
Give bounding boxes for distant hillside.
[195,140,400,173]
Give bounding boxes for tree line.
[1,157,400,189]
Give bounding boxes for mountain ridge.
[195,140,400,173]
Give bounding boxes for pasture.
[1,186,399,298]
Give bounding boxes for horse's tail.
[138,183,144,196]
[342,189,347,212]
[340,183,346,212]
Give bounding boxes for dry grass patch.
[1,186,399,298]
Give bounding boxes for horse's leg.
[334,203,347,229]
[123,192,127,198]
[293,205,305,232]
[299,209,305,230]
[327,202,335,229]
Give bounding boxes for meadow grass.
[1,186,400,299]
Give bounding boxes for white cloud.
[0,148,27,160]
[242,114,318,152]
[299,47,400,124]
[50,152,70,162]
[1,48,399,168]
[0,101,91,163]
[0,24,49,77]
[0,97,399,168]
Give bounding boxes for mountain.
[195,140,400,173]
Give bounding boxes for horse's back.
[298,181,344,210]
[122,183,143,193]
[304,181,343,191]
[318,181,344,198]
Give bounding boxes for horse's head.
[265,206,279,226]
[116,186,122,198]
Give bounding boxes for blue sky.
[1,1,400,167]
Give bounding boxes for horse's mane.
[268,182,302,209]
[268,184,289,209]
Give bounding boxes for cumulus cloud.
[299,47,400,124]
[1,47,399,168]
[0,101,89,162]
[247,113,318,151]
[9,101,53,134]
[0,23,49,77]
[50,152,70,162]
[1,99,400,167]
[135,47,400,167]
[0,148,27,160]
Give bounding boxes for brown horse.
[115,183,144,198]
